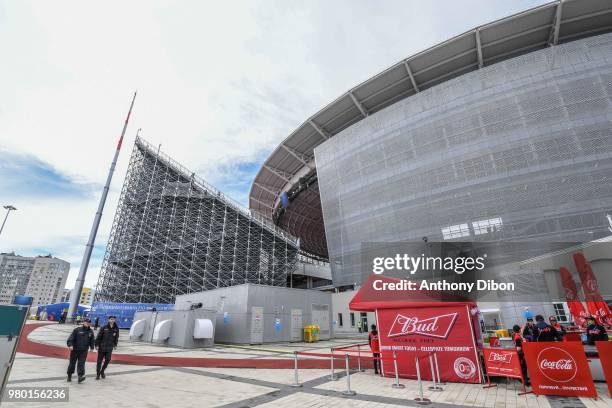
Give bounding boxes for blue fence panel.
[88,302,174,329]
[36,303,90,321]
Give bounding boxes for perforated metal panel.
[316,33,612,288]
[311,303,330,340]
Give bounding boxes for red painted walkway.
[17,323,361,369]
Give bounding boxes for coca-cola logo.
[574,310,587,325]
[586,279,598,293]
[388,312,458,339]
[564,287,577,300]
[536,347,577,383]
[453,357,476,379]
[595,308,610,321]
[488,351,513,364]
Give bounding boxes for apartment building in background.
[0,253,70,306]
[60,288,71,302]
[80,287,96,305]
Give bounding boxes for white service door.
[250,306,264,344]
[290,309,303,342]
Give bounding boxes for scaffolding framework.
[95,137,299,304]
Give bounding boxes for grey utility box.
[130,307,216,348]
[175,283,333,344]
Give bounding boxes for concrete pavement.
[2,322,609,407]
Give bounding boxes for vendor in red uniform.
[548,316,566,339]
[512,324,529,384]
[585,316,608,345]
[369,324,381,375]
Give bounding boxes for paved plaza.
[2,323,610,407]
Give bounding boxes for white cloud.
[0,0,549,292]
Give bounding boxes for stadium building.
[249,0,612,292]
[92,0,611,333]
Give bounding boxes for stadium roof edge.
[249,0,612,228]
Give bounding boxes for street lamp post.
[0,205,17,236]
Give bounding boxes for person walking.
[75,314,81,325]
[66,318,95,383]
[94,317,100,331]
[357,321,362,333]
[95,315,119,379]
[369,324,381,375]
[534,314,561,342]
[585,316,608,345]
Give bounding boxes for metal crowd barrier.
[414,355,431,405]
[428,353,443,392]
[292,348,539,404]
[293,347,416,397]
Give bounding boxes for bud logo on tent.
[388,312,457,339]
[488,351,513,364]
[536,347,577,383]
[454,357,476,379]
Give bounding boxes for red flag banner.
[559,267,587,326]
[523,342,596,398]
[482,348,524,381]
[573,252,612,326]
[595,341,612,397]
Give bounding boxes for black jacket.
[95,323,119,351]
[586,324,608,345]
[552,323,566,338]
[67,326,95,351]
[522,324,539,342]
[535,321,561,342]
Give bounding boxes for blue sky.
[0,0,549,289]
[0,150,99,198]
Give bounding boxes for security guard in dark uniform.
[66,318,95,383]
[95,315,120,379]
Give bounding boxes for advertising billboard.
[523,342,596,398]
[377,304,482,383]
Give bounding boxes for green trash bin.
[303,325,321,342]
[303,325,314,343]
[312,325,320,342]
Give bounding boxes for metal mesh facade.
[315,33,612,288]
[95,137,298,304]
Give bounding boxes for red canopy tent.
[350,274,483,383]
